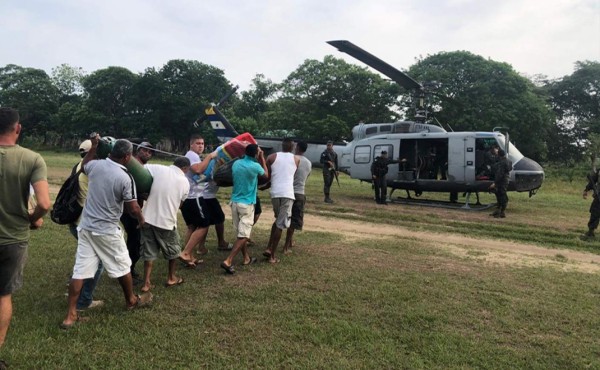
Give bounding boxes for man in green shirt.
[0,108,50,368]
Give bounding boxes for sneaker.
[78,300,104,311]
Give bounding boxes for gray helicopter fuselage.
[338,121,544,194]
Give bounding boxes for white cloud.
[0,0,598,90]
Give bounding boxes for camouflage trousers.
[588,197,600,230]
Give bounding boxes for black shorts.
[204,198,225,225]
[255,196,262,215]
[290,194,306,230]
[0,242,28,296]
[181,198,210,228]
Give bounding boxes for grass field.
[2,151,599,369]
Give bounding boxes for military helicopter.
[327,40,544,205]
[200,40,545,207]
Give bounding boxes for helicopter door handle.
[466,161,473,166]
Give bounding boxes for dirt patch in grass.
[297,213,600,274]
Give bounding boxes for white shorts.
[231,202,255,239]
[72,228,132,279]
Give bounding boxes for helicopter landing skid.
[389,196,496,211]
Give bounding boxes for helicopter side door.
[350,140,398,181]
[463,136,476,183]
[447,136,467,182]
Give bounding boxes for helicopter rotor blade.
[327,40,423,92]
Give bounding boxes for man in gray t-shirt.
[283,141,312,254]
[62,137,151,329]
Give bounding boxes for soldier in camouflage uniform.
[320,141,338,204]
[488,149,512,218]
[582,169,600,239]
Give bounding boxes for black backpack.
[50,163,84,225]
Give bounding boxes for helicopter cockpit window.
[365,127,378,136]
[354,145,371,164]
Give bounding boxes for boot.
[580,229,595,240]
[490,208,500,217]
[324,195,334,204]
[495,206,506,218]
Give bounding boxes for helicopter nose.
[512,157,544,191]
[513,157,543,172]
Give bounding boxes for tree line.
[0,53,598,163]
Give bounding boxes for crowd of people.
[0,107,315,368]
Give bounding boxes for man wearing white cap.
[67,140,104,311]
[120,141,154,282]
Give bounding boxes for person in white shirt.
[139,157,191,292]
[262,138,299,264]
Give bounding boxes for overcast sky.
[1,0,599,91]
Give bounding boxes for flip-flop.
[165,277,185,288]
[262,250,272,258]
[59,313,90,330]
[268,258,281,264]
[127,292,153,311]
[220,262,236,275]
[242,257,258,266]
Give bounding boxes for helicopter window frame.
[379,125,392,133]
[365,127,378,135]
[374,144,393,160]
[354,145,371,164]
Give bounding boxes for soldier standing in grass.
[320,141,338,203]
[488,149,512,218]
[581,168,600,240]
[0,108,50,369]
[370,150,399,205]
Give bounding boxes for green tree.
[82,66,139,138]
[0,64,60,142]
[546,61,600,163]
[51,64,86,100]
[154,60,233,149]
[405,51,553,161]
[278,56,401,141]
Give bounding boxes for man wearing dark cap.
[489,149,512,218]
[320,141,338,203]
[370,150,399,205]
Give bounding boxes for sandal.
[127,292,153,311]
[165,277,185,288]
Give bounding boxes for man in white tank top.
[262,138,299,263]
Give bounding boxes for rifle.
[331,167,340,187]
